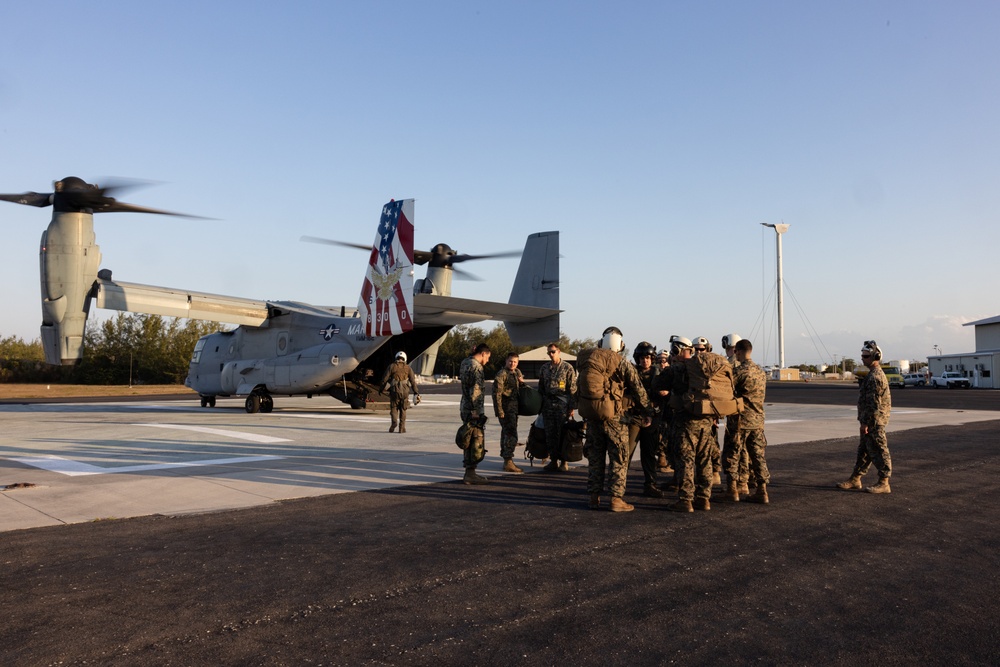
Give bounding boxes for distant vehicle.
[931,371,971,389]
[856,365,905,388]
[903,372,927,387]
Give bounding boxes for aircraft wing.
[92,279,270,327]
[413,293,559,327]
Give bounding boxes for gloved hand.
[413,394,421,405]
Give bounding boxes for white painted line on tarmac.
[133,423,291,443]
[12,454,283,476]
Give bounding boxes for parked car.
[903,373,927,387]
[931,371,971,389]
[857,365,905,388]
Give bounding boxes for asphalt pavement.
[2,385,999,665]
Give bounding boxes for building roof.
[964,315,1000,327]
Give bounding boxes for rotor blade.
[448,250,521,265]
[99,201,213,219]
[300,236,373,252]
[0,192,52,207]
[452,266,483,281]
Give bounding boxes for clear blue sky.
[2,1,997,367]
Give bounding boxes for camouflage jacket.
[617,357,653,422]
[459,356,486,415]
[492,367,524,418]
[538,360,577,411]
[733,359,767,429]
[858,364,891,427]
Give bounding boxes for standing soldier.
[493,352,525,474]
[380,351,420,433]
[579,326,652,512]
[459,343,492,485]
[720,333,750,499]
[838,340,892,494]
[538,343,577,472]
[732,339,770,503]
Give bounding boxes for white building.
[926,315,1000,389]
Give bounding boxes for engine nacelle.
[39,211,101,365]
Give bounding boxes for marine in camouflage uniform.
[538,344,577,471]
[585,349,652,511]
[492,352,525,473]
[459,344,492,484]
[839,341,892,494]
[733,339,770,503]
[380,354,420,433]
[722,344,750,494]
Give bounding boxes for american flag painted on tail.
[358,199,415,336]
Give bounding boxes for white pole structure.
[761,223,790,370]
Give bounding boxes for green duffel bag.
[517,385,543,416]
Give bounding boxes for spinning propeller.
[301,236,520,280]
[0,176,206,218]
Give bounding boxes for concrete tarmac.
[2,387,999,664]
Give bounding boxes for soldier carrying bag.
[575,348,624,422]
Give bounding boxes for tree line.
[0,315,223,385]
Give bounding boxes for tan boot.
[609,496,634,513]
[658,453,671,472]
[724,480,740,502]
[746,482,769,504]
[837,476,862,490]
[738,481,750,495]
[503,458,523,474]
[542,459,560,472]
[399,424,406,433]
[588,494,601,510]
[667,499,694,513]
[712,471,722,486]
[389,424,396,433]
[643,483,664,498]
[865,478,891,494]
[559,460,569,471]
[462,468,489,485]
[693,497,711,511]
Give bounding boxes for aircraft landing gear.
[199,395,217,408]
[245,389,274,414]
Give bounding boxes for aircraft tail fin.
[359,199,415,336]
[505,231,559,346]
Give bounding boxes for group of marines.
[458,328,772,513]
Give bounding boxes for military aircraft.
[1,177,560,412]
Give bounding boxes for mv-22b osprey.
[1,177,560,413]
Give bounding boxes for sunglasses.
[547,350,558,355]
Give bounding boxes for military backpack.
[683,352,742,417]
[575,347,625,421]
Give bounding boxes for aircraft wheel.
[209,396,216,408]
[200,396,209,408]
[349,396,366,410]
[260,395,274,413]
[245,394,262,413]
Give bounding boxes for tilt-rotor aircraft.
[1,177,560,413]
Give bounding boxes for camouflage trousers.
[739,428,770,485]
[710,422,722,474]
[586,418,630,498]
[389,398,408,429]
[722,416,750,484]
[675,417,716,502]
[459,408,486,469]
[852,425,892,479]
[497,408,519,460]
